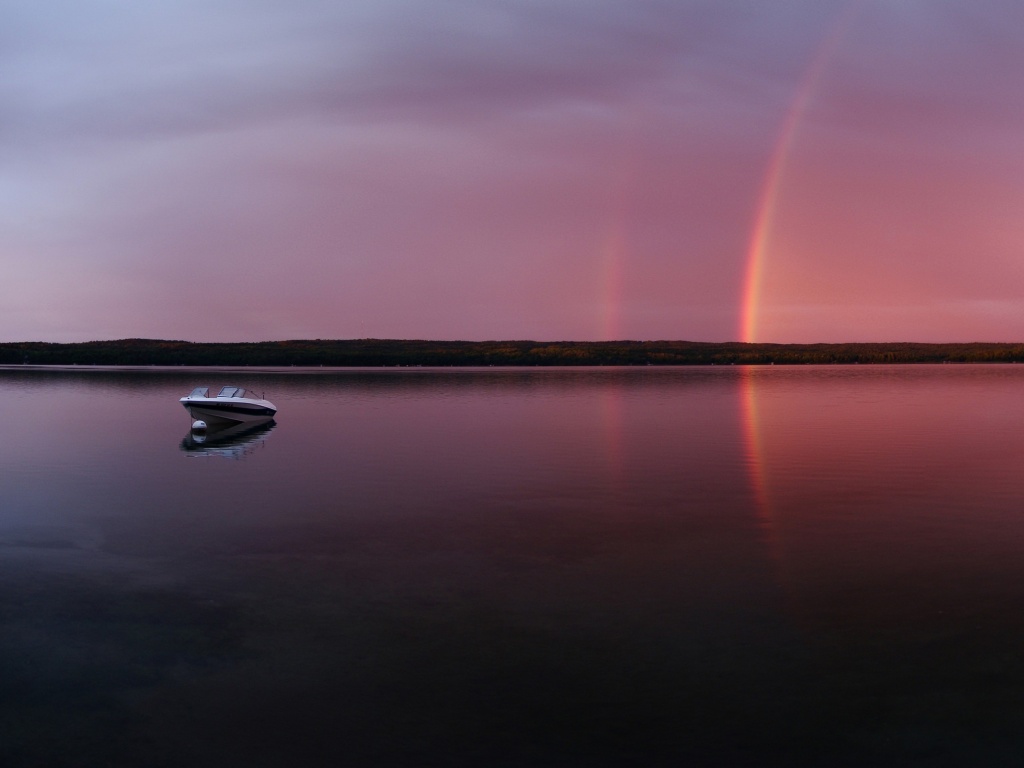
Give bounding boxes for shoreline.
[5,339,1024,366]
[1,361,1022,374]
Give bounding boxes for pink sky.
[4,1,1024,343]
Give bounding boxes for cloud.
[1,1,840,148]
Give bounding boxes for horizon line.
[6,338,1024,347]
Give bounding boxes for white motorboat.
[180,386,277,425]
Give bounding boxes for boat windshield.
[217,386,244,398]
[188,387,209,398]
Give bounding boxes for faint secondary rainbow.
[740,4,859,343]
[600,225,627,340]
[599,145,641,341]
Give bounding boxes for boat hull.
[181,399,277,425]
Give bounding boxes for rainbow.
[601,225,627,340]
[739,3,862,600]
[599,146,641,341]
[739,4,860,343]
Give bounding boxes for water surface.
[3,365,1024,766]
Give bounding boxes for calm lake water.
[4,364,1024,766]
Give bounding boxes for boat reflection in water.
[180,419,276,459]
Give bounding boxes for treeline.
[5,338,1024,366]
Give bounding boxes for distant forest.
[5,338,1024,366]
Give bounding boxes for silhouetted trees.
[5,338,1024,366]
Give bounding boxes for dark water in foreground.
[4,365,1024,766]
